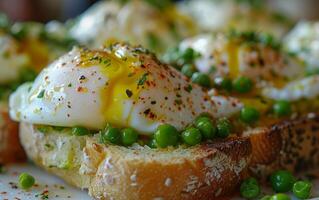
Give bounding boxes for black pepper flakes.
[79,75,86,80]
[125,89,133,98]
[143,108,151,115]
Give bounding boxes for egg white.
[262,75,319,101]
[284,21,319,70]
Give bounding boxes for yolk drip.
[20,38,50,72]
[227,42,239,78]
[79,49,146,128]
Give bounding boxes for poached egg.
[69,0,196,53]
[179,34,302,82]
[10,44,242,134]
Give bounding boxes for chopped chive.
[137,73,148,86]
[37,90,45,98]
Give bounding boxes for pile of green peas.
[240,170,313,200]
[87,116,233,148]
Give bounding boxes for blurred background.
[1,0,319,22]
[0,0,99,22]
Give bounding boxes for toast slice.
[245,113,319,178]
[18,114,319,199]
[0,105,26,164]
[20,122,251,200]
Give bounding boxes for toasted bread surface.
[245,113,319,177]
[0,105,26,163]
[20,122,251,200]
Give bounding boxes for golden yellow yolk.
[20,38,50,72]
[164,6,197,36]
[78,50,146,127]
[226,42,240,79]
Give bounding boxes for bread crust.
[0,106,26,164]
[246,113,319,177]
[20,122,251,200]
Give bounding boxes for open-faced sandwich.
[2,1,319,199]
[9,42,255,199]
[0,14,75,164]
[69,0,197,53]
[165,30,319,176]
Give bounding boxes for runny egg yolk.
[20,37,50,72]
[78,49,146,128]
[226,42,240,79]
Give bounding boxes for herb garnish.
[37,89,45,98]
[137,73,149,86]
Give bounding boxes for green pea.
[240,106,260,124]
[181,64,196,78]
[180,48,198,64]
[154,124,179,148]
[72,126,90,136]
[121,128,138,146]
[216,118,232,138]
[273,100,292,117]
[270,170,295,192]
[100,126,121,144]
[270,193,291,200]
[181,127,202,146]
[214,77,232,92]
[18,172,35,190]
[233,76,253,93]
[293,181,312,199]
[194,117,216,139]
[191,72,211,88]
[240,177,260,199]
[10,23,28,40]
[260,195,272,200]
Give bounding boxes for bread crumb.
[104,157,113,169]
[130,174,137,182]
[130,171,138,186]
[164,178,172,187]
[102,173,115,185]
[183,175,200,194]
